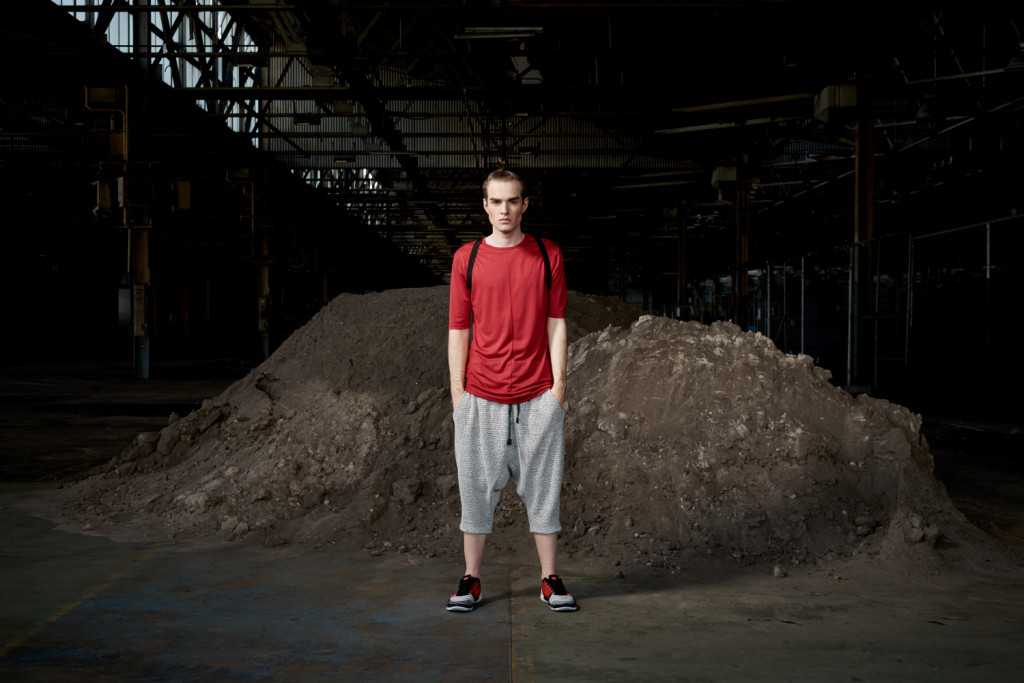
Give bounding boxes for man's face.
[483,180,529,235]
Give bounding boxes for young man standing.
[445,168,578,613]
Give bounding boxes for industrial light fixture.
[293,114,321,126]
[915,94,942,122]
[1007,41,1024,70]
[456,26,543,40]
[334,155,356,163]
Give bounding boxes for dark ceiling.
[2,2,1023,373]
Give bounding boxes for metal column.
[849,82,875,391]
[131,227,151,379]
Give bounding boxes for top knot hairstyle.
[482,168,526,198]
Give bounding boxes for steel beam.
[168,84,680,99]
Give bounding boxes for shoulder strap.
[533,234,552,292]
[466,235,551,292]
[466,238,483,291]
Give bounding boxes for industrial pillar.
[850,81,875,390]
[228,168,274,360]
[255,168,274,361]
[712,165,743,325]
[736,180,750,328]
[87,83,154,379]
[131,227,151,379]
[132,0,152,379]
[124,172,155,379]
[677,211,686,319]
[257,227,271,360]
[814,84,862,386]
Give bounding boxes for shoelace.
[456,575,477,595]
[544,575,568,595]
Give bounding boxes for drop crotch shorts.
[453,390,565,535]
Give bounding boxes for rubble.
[58,286,1014,575]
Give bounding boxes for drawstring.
[506,403,521,445]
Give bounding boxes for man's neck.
[485,227,525,248]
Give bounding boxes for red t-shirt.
[449,234,567,404]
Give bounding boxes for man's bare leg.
[464,532,487,577]
[535,532,578,610]
[534,532,558,578]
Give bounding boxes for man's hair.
[482,168,526,198]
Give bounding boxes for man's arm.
[448,328,470,411]
[547,317,568,406]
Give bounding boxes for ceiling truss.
[6,1,1024,285]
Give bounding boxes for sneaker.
[446,574,482,612]
[540,574,579,612]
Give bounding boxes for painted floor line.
[0,546,158,658]
[509,566,534,682]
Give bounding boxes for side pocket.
[453,391,470,422]
[546,389,565,415]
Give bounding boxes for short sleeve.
[545,239,567,319]
[449,244,472,329]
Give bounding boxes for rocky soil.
[55,285,1019,577]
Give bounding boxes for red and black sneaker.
[446,574,482,612]
[540,574,579,612]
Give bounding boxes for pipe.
[782,261,788,350]
[985,222,991,358]
[873,241,880,389]
[846,246,854,389]
[83,84,128,161]
[905,233,913,374]
[800,256,805,354]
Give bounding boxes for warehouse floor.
[2,359,1023,681]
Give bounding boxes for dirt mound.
[58,286,1013,575]
[61,287,638,552]
[561,317,1000,573]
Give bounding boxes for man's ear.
[523,196,529,211]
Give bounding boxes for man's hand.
[448,328,470,413]
[550,380,566,408]
[546,317,568,409]
[451,384,465,412]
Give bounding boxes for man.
[445,168,578,613]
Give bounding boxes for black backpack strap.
[466,238,483,291]
[467,235,550,292]
[533,234,552,292]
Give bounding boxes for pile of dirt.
[561,317,1005,574]
[57,285,1015,575]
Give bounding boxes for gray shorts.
[453,390,565,535]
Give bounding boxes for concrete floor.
[2,360,1024,681]
[2,489,1024,682]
